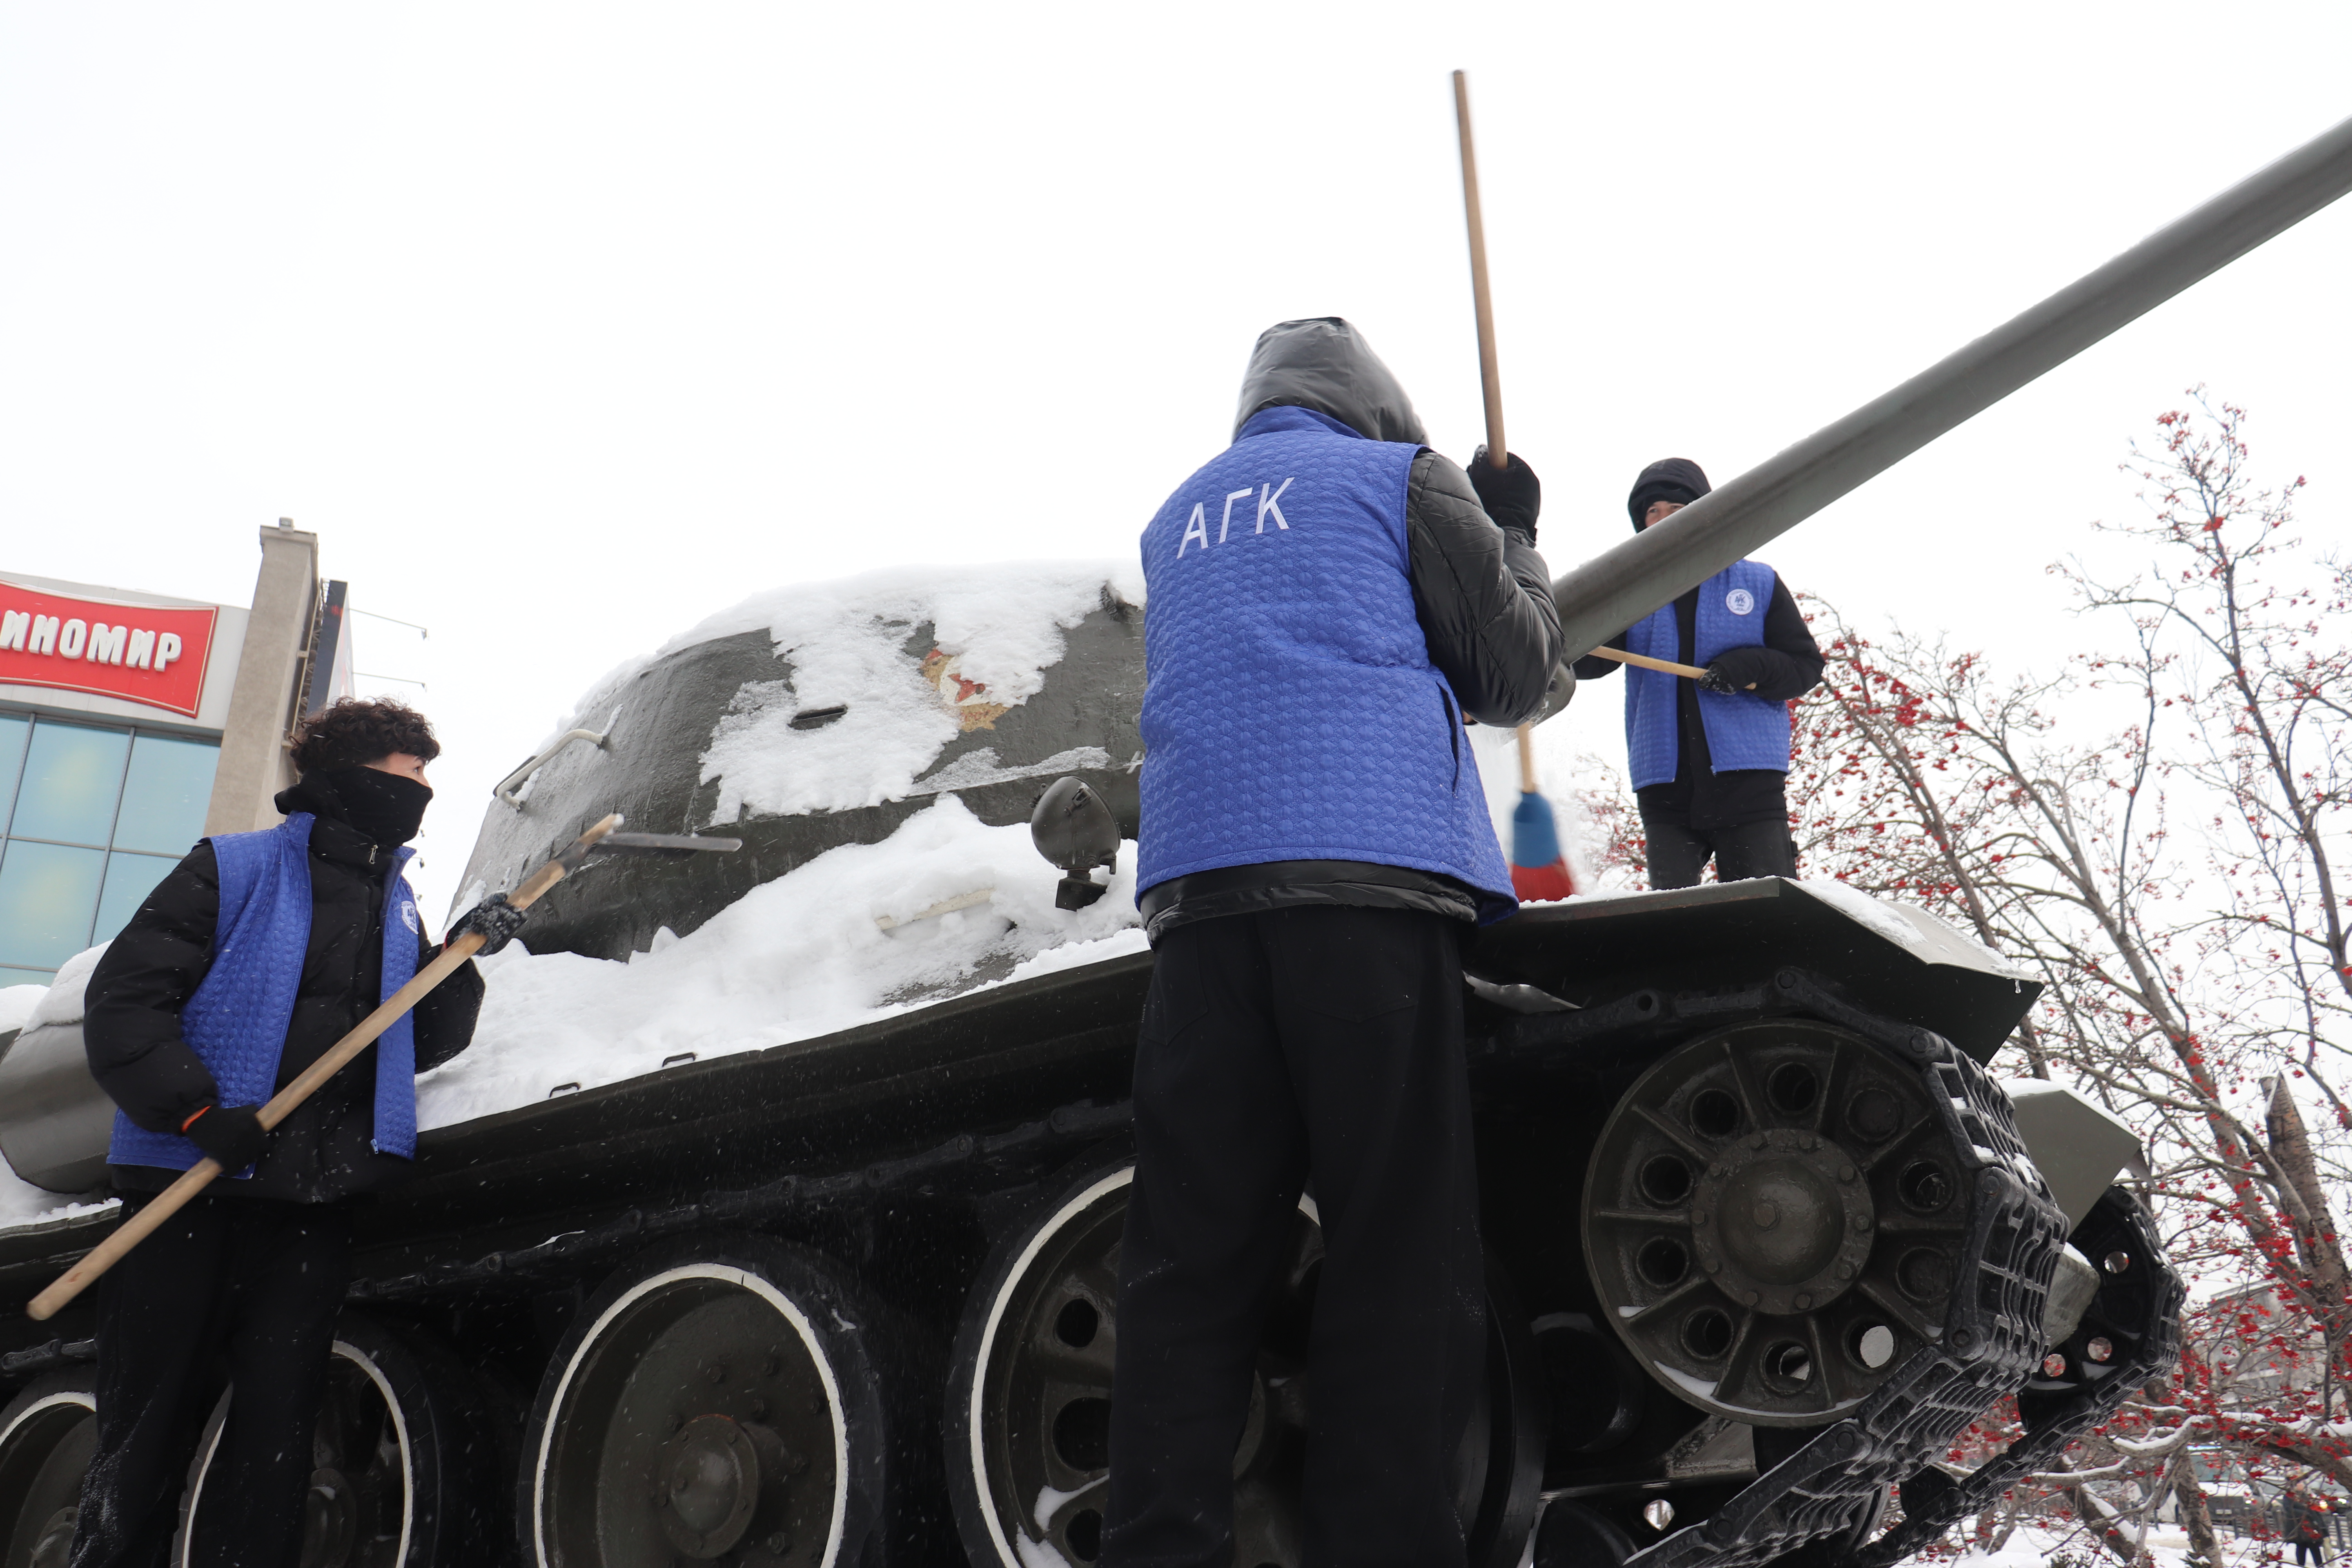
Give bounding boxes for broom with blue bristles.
[1508,723,1579,902]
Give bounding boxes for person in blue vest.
[69,697,525,1568]
[1572,458,1825,888]
[1106,318,1561,1568]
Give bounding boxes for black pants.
[69,1195,351,1568]
[2296,1542,2326,1566]
[1103,906,1485,1568]
[1643,815,1796,889]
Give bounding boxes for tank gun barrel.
[1550,110,2352,658]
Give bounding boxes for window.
[0,712,218,986]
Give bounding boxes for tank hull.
[0,877,2032,1283]
[0,882,2172,1568]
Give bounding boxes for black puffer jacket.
[84,771,484,1203]
[1142,318,1563,941]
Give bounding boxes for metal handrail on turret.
[494,728,610,808]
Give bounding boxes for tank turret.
[453,565,1144,964]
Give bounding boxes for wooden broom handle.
[27,813,622,1321]
[1585,645,1711,681]
[1516,723,1538,793]
[1457,78,1711,695]
[1453,71,1507,472]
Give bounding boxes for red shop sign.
[0,583,219,719]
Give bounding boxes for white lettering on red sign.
[87,624,128,664]
[0,583,217,717]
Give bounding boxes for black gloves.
[1700,647,1775,695]
[450,893,529,956]
[1698,661,1748,695]
[183,1103,269,1170]
[1466,447,1541,543]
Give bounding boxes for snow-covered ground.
[1951,1523,2220,1566]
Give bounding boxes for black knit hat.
[1626,457,1712,531]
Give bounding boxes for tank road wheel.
[520,1236,934,1568]
[176,1313,501,1568]
[946,1160,1543,1568]
[0,1369,96,1568]
[1583,1019,1967,1427]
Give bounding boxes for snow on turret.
[681,561,1143,821]
[431,561,1153,1125]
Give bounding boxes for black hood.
[1232,318,1427,445]
[1627,457,1712,531]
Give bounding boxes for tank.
[0,567,2176,1568]
[7,102,2350,1568]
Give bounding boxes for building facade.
[0,523,346,987]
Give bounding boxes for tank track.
[1622,972,2076,1568]
[1853,1187,2183,1566]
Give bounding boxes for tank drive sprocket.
[1583,1018,1976,1427]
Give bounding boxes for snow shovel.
[27,812,741,1321]
[1454,71,1709,689]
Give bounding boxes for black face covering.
[318,766,433,847]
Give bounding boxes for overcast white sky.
[3,2,2347,922]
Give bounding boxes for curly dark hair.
[292,698,441,773]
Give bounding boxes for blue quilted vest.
[108,813,423,1175]
[1136,405,1515,921]
[1625,560,1792,791]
